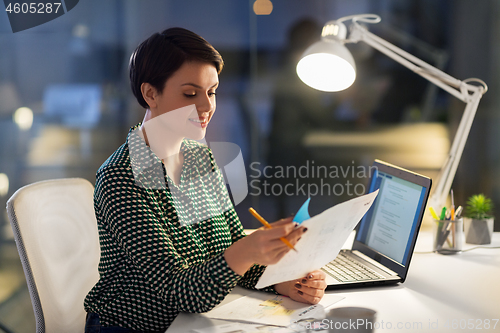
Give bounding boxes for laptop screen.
[356,168,427,264]
[352,160,431,279]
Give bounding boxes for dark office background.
[0,0,499,330]
[1,0,499,232]
[1,0,499,230]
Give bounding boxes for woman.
[84,27,327,333]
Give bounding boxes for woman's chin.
[185,129,206,141]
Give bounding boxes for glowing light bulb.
[296,39,356,92]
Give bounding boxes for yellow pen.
[428,206,440,220]
[249,207,298,253]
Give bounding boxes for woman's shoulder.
[95,143,135,188]
[99,143,130,170]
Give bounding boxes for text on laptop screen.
[355,169,427,265]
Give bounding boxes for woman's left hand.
[274,270,327,304]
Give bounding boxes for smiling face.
[142,60,219,140]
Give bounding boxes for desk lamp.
[296,14,487,208]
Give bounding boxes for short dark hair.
[129,27,224,109]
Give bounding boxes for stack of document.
[198,291,343,332]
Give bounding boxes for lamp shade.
[296,38,356,92]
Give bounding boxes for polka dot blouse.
[84,124,274,332]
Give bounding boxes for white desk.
[167,232,500,332]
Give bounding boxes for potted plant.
[463,194,494,245]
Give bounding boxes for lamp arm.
[430,90,483,208]
[348,23,476,100]
[345,21,487,208]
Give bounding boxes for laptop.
[323,159,431,290]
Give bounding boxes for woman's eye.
[184,93,196,98]
[209,92,217,97]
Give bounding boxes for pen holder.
[433,218,464,254]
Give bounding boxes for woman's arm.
[220,208,275,292]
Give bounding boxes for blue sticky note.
[293,198,311,224]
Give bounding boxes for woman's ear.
[141,83,158,109]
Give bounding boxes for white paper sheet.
[205,291,344,327]
[191,322,298,333]
[256,190,379,289]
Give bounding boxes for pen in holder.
[433,218,464,254]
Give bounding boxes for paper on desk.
[256,190,379,289]
[205,291,344,327]
[191,322,295,333]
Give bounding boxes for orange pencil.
[451,189,456,247]
[249,207,298,253]
[450,189,455,221]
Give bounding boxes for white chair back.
[6,178,100,333]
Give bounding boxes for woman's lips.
[188,117,208,128]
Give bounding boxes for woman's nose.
[197,94,215,113]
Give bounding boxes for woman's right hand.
[224,217,307,275]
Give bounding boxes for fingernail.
[308,274,314,279]
[303,228,308,233]
[293,222,299,227]
[294,283,301,289]
[297,290,304,295]
[302,279,307,284]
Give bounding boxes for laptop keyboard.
[322,252,385,282]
